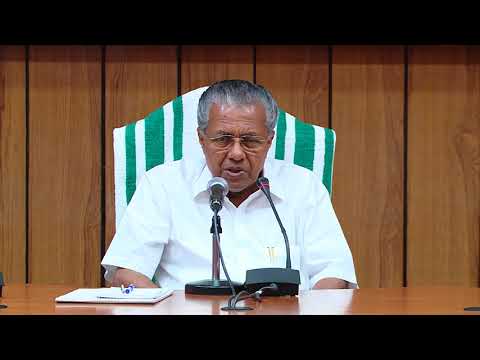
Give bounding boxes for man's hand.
[313,277,350,289]
[109,268,159,288]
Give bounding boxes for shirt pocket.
[262,242,301,270]
[231,244,302,284]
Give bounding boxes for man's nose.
[227,139,246,161]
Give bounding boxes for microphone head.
[207,177,229,196]
[207,177,229,212]
[256,176,270,193]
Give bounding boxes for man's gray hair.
[197,80,278,134]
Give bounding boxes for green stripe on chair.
[125,123,137,204]
[173,97,184,161]
[293,118,315,171]
[322,127,335,195]
[275,110,286,160]
[145,107,165,171]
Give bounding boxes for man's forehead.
[204,102,268,135]
[209,102,265,120]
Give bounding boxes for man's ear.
[263,130,274,155]
[197,128,206,150]
[267,130,275,146]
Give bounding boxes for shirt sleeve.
[302,178,358,289]
[101,171,171,282]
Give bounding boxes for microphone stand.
[211,214,222,286]
[185,212,243,295]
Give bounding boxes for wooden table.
[1,284,480,315]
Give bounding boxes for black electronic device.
[244,267,300,296]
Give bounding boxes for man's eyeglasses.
[203,133,268,150]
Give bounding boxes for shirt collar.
[192,160,214,200]
[259,158,285,201]
[192,158,285,201]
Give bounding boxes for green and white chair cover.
[113,86,336,228]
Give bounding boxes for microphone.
[256,177,291,268]
[243,176,301,296]
[185,177,243,296]
[207,177,229,212]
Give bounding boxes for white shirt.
[102,157,358,290]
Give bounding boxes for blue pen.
[121,284,135,294]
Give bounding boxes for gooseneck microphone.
[242,176,301,296]
[256,177,291,269]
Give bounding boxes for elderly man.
[101,80,357,290]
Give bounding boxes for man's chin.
[227,180,257,195]
[225,180,248,193]
[228,185,247,193]
[223,177,246,192]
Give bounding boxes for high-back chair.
[113,86,336,229]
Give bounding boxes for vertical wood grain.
[0,46,26,283]
[181,46,253,93]
[15,44,479,289]
[332,46,405,288]
[408,46,480,286]
[255,46,329,126]
[105,46,177,251]
[29,46,101,286]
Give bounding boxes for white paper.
[55,287,173,304]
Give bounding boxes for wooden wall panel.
[181,46,253,93]
[408,46,480,286]
[332,46,405,288]
[0,46,26,283]
[29,46,101,286]
[0,44,476,288]
[255,46,329,126]
[105,46,177,250]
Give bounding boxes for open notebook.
[55,287,173,304]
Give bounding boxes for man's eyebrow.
[214,130,233,136]
[213,130,260,136]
